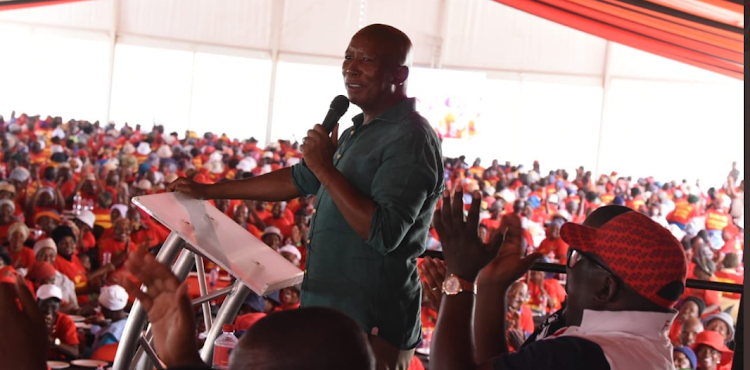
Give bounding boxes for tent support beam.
[264,0,285,146]
[594,41,611,180]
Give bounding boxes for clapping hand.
[122,249,203,367]
[434,188,541,285]
[420,256,447,311]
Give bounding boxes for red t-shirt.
[235,312,267,332]
[54,255,88,290]
[98,237,135,265]
[10,247,36,269]
[263,216,294,238]
[527,279,566,314]
[53,312,80,345]
[537,238,570,264]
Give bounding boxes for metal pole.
[113,232,185,370]
[138,336,167,370]
[731,296,743,370]
[192,285,234,306]
[133,249,197,370]
[194,255,213,332]
[199,282,251,363]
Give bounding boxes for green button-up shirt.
[290,98,444,349]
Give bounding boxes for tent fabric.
[494,0,743,80]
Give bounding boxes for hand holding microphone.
[300,95,349,176]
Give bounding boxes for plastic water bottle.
[212,324,238,370]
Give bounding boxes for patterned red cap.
[560,211,687,308]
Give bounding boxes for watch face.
[444,276,461,294]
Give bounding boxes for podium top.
[132,192,303,295]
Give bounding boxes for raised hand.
[433,188,506,282]
[122,249,203,367]
[478,213,542,286]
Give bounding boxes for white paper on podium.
[132,192,304,295]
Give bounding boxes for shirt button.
[337,154,342,159]
[351,130,355,135]
[306,239,311,244]
[312,209,317,214]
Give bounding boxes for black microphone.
[322,95,350,134]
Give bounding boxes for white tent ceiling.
[0,0,742,186]
[0,0,733,81]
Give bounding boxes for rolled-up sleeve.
[366,132,440,255]
[290,161,322,196]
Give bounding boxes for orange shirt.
[714,269,743,300]
[667,203,699,225]
[9,247,36,269]
[705,209,732,231]
[626,196,646,212]
[600,193,615,205]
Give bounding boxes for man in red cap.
[430,188,688,370]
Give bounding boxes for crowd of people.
[0,109,742,369]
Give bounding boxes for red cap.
[222,324,235,332]
[560,210,687,308]
[691,331,733,364]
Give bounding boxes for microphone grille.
[330,95,350,115]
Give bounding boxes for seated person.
[6,222,35,269]
[430,193,688,369]
[669,297,705,345]
[89,284,130,352]
[280,285,301,311]
[234,292,268,333]
[526,269,565,315]
[678,317,704,347]
[690,331,733,370]
[261,226,282,251]
[701,312,734,345]
[673,346,697,370]
[37,284,80,359]
[279,245,302,267]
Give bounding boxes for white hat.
[75,210,95,229]
[279,245,302,260]
[0,199,15,213]
[37,284,63,301]
[237,157,257,172]
[209,152,223,163]
[156,145,173,159]
[9,167,30,182]
[33,238,57,256]
[110,204,129,218]
[50,144,64,154]
[720,194,731,209]
[122,142,136,155]
[137,142,151,156]
[98,284,129,311]
[263,151,274,159]
[104,158,119,172]
[136,179,152,191]
[498,189,516,203]
[165,173,179,184]
[208,161,224,174]
[552,210,571,222]
[547,194,559,204]
[263,226,281,238]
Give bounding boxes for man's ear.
[393,66,409,86]
[594,275,618,302]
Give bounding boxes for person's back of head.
[231,307,374,370]
[722,253,740,269]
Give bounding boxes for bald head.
[230,307,374,370]
[353,24,413,67]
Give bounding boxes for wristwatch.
[442,274,477,295]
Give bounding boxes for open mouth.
[346,83,364,89]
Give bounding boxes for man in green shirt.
[169,24,444,369]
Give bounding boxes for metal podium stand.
[112,193,304,370]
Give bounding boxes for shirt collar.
[578,309,677,338]
[351,98,417,127]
